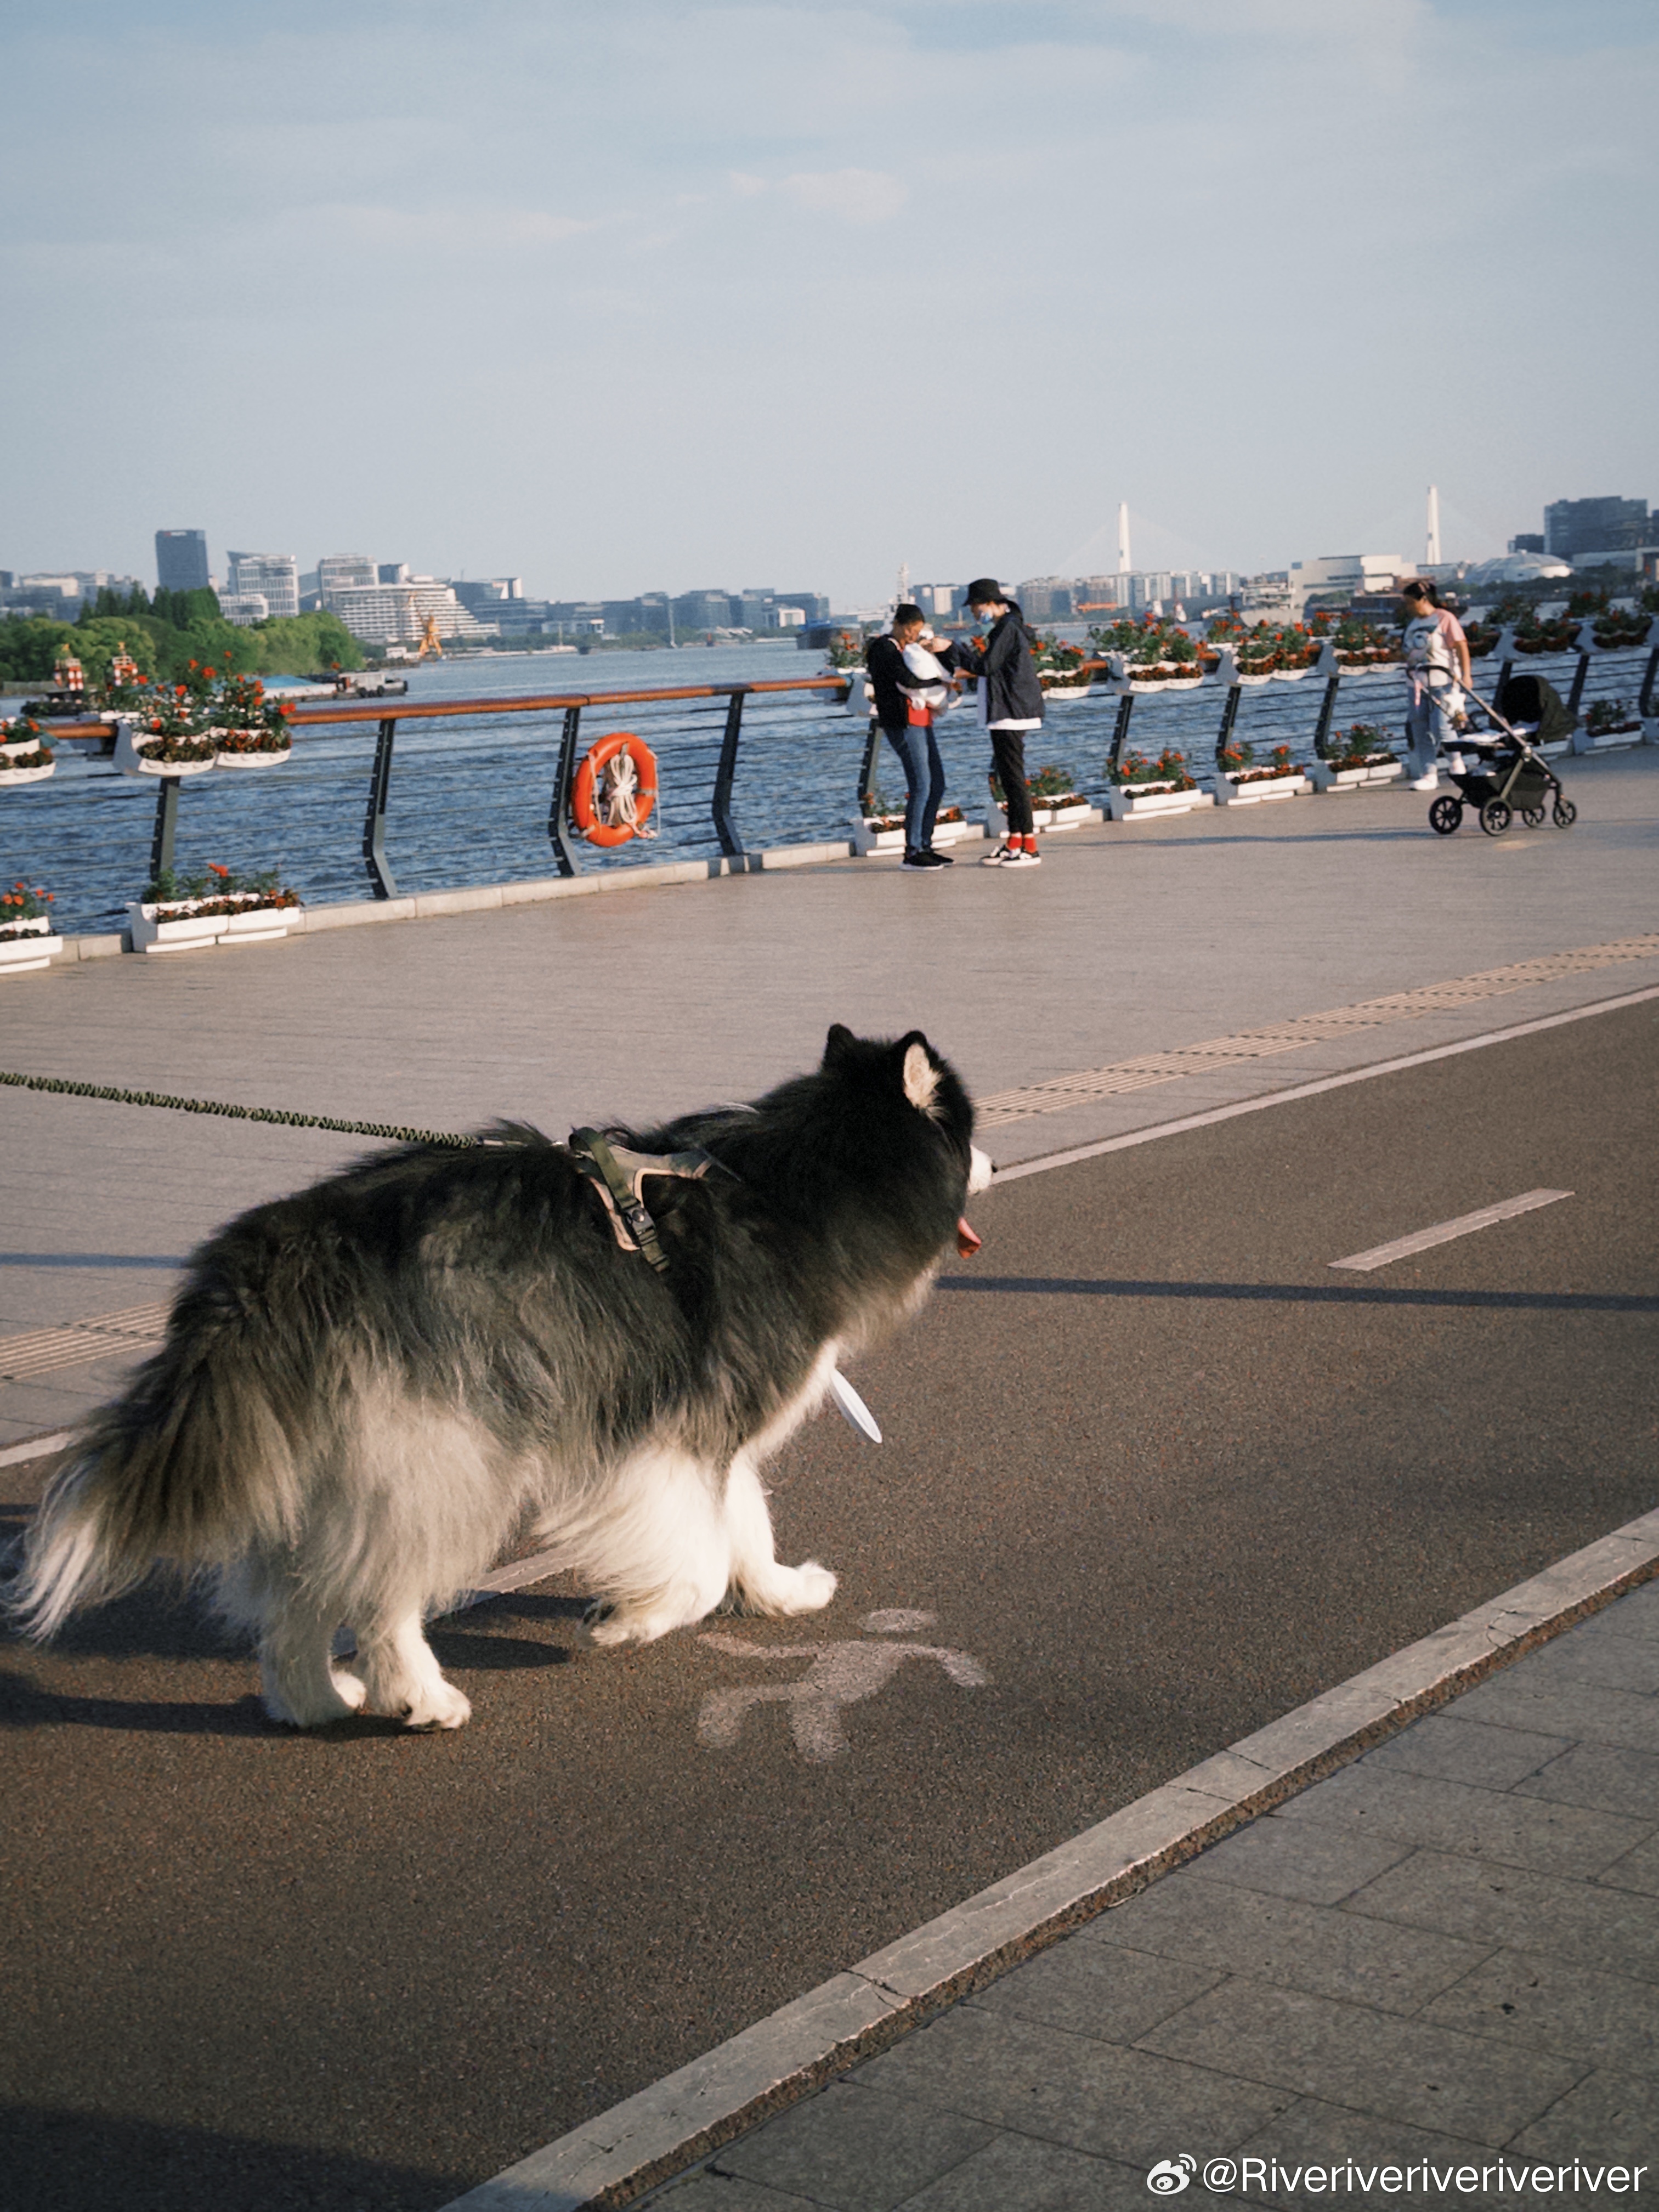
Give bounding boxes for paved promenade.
[639,1581,1659,2212]
[1,750,1655,2211]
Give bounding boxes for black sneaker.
[919,847,953,865]
[901,849,943,869]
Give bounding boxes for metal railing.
[15,623,1657,935]
[41,674,853,906]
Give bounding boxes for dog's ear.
[898,1033,942,1116]
[823,1023,857,1066]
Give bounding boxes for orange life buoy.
[571,732,659,847]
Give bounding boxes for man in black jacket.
[952,578,1044,868]
[865,603,953,869]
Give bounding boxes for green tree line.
[0,585,363,691]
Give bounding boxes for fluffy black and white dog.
[12,1026,989,1731]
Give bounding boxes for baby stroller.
[1424,669,1577,838]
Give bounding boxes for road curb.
[438,1506,1659,2212]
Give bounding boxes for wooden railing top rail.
[38,672,853,743]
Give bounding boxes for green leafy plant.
[0,880,54,936]
[1584,697,1639,736]
[141,861,299,914]
[1328,722,1396,768]
[1110,746,1196,791]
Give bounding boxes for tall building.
[322,579,489,646]
[317,555,377,595]
[775,591,831,625]
[155,529,211,592]
[1543,497,1650,559]
[672,589,735,632]
[1017,578,1076,622]
[226,551,300,620]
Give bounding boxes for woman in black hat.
[954,579,1045,867]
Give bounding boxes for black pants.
[990,728,1035,836]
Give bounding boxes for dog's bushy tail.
[7,1306,301,1641]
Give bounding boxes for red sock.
[1022,834,1038,852]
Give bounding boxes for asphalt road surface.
[2,999,1656,2212]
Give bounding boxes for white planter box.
[984,801,1100,834]
[850,813,980,856]
[1233,671,1277,687]
[1103,784,1214,821]
[1270,665,1318,683]
[213,743,293,770]
[1039,682,1094,700]
[1572,724,1643,755]
[0,757,55,787]
[1308,760,1403,791]
[0,920,62,974]
[126,899,297,954]
[112,722,216,778]
[1211,772,1313,807]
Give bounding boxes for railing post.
[1213,681,1243,772]
[1639,644,1658,719]
[548,705,585,876]
[711,688,746,858]
[1106,691,1135,776]
[1566,639,1593,718]
[149,777,180,884]
[1312,672,1342,761]
[362,716,399,899]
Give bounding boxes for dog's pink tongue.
[956,1217,982,1258]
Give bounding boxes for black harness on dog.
[565,1128,722,1274]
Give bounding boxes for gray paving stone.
[1512,1740,1659,1820]
[1583,1584,1659,1643]
[1184,1815,1416,1905]
[1450,1675,1659,1755]
[647,2168,822,2210]
[1594,1831,1659,1897]
[1343,1849,1659,1982]
[1360,1713,1573,1791]
[714,2080,994,2212]
[1085,1874,1492,2014]
[1137,1979,1583,2147]
[853,2005,1292,2164]
[892,2131,1179,2211]
[1502,1631,1659,1697]
[1273,1763,1650,1877]
[1234,2097,1523,2212]
[1507,2069,1658,2167]
[1421,1947,1659,2074]
[969,1934,1223,2041]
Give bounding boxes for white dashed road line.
[1330,1188,1575,1273]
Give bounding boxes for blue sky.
[3,0,1654,606]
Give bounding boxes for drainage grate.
[976,935,1659,1129]
[0,1301,172,1383]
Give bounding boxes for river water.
[2,637,1622,939]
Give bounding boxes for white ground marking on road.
[862,1609,936,1632]
[698,1625,989,1761]
[989,984,1659,1186]
[975,935,1659,1128]
[0,1430,73,1469]
[1330,1189,1575,1273]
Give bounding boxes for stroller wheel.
[1428,795,1463,835]
[1553,799,1577,828]
[1479,799,1512,838]
[1521,807,1544,828]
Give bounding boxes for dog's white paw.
[262,1668,369,1729]
[744,1560,838,1617]
[584,1608,670,1648]
[401,1680,472,1731]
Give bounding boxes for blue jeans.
[882,719,947,851]
[1404,682,1458,778]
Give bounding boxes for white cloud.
[779,168,908,223]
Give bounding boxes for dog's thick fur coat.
[12,1027,988,1729]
